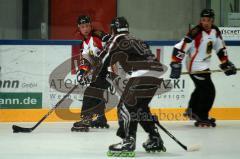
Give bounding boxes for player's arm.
[213,26,237,76]
[170,25,201,79]
[76,53,92,85]
[98,34,120,64]
[77,40,101,85]
[170,33,194,78]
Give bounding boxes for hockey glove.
[219,60,237,76]
[170,62,182,79]
[102,34,112,42]
[76,69,91,85]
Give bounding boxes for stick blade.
[12,125,33,133]
[187,144,201,152]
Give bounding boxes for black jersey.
[98,33,164,76]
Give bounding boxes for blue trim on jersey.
[0,40,239,46]
[0,40,82,45]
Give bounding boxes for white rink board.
[0,45,80,109]
[0,44,240,109]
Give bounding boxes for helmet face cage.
[77,15,91,25]
[111,17,129,33]
[200,9,215,19]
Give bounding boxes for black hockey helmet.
[77,15,91,25]
[200,9,215,18]
[110,17,129,33]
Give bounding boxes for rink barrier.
[0,39,239,46]
[1,108,240,122]
[1,40,240,122]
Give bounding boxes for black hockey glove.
[219,60,237,76]
[102,34,112,42]
[170,62,182,79]
[76,69,91,85]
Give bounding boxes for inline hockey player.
[169,9,237,127]
[71,15,111,132]
[96,17,167,157]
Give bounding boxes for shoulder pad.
[212,25,222,38]
[187,25,202,39]
[212,25,220,32]
[114,33,127,42]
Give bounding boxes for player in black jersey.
[96,17,167,157]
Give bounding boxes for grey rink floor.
[0,121,240,159]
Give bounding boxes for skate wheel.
[162,146,167,152]
[107,151,135,157]
[71,127,89,132]
[107,151,113,157]
[113,153,120,157]
[122,152,135,157]
[194,122,199,127]
[120,153,128,157]
[128,152,135,157]
[209,118,216,123]
[212,123,216,127]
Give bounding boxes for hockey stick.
[12,85,78,133]
[181,68,240,75]
[153,117,200,152]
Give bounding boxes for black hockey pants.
[80,76,110,118]
[188,72,215,120]
[116,77,162,139]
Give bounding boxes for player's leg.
[108,79,140,157]
[108,78,165,156]
[128,78,166,152]
[71,90,96,132]
[90,78,110,128]
[72,78,108,131]
[137,96,166,152]
[188,73,216,127]
[193,73,216,127]
[202,74,215,119]
[184,74,202,120]
[108,102,137,157]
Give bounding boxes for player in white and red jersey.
[71,15,111,132]
[170,9,237,127]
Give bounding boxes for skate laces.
[123,137,135,147]
[124,137,135,143]
[79,115,92,124]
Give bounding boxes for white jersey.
[174,25,227,72]
[81,36,102,65]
